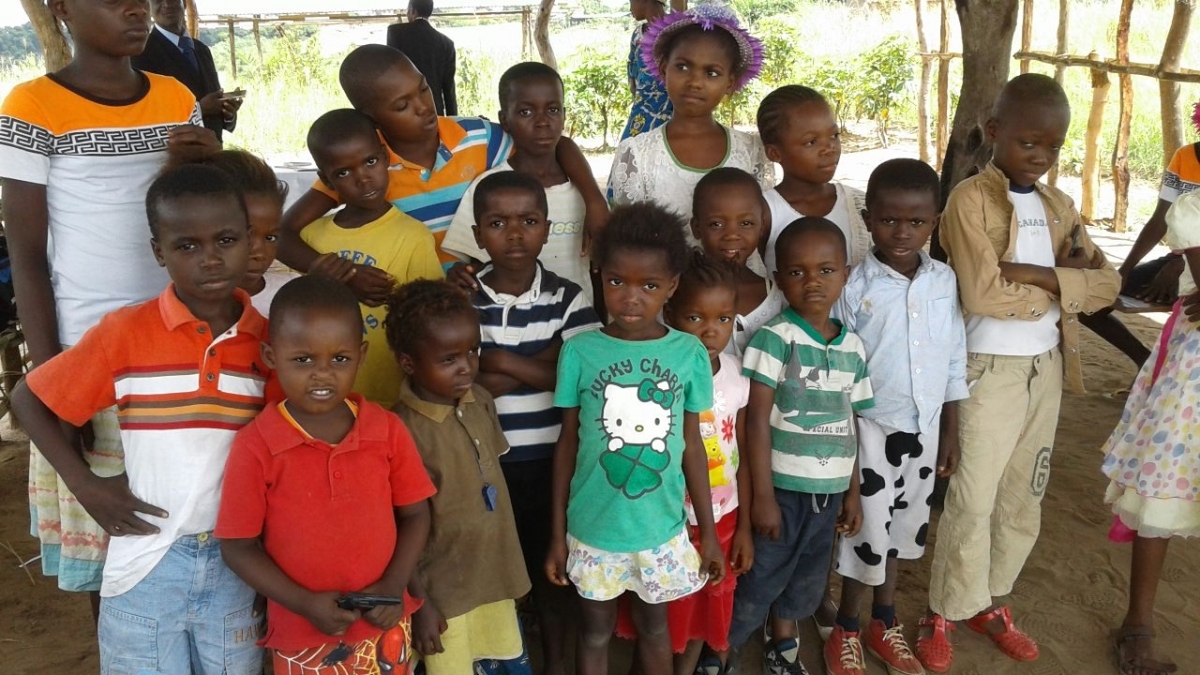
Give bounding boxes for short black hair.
[306,108,381,168]
[408,0,434,19]
[339,44,416,110]
[654,24,742,81]
[498,61,563,110]
[472,171,548,224]
[384,279,478,357]
[204,150,289,210]
[864,158,941,210]
[593,202,689,276]
[775,216,846,264]
[993,72,1070,121]
[145,164,247,238]
[757,85,829,146]
[692,166,763,217]
[268,275,363,341]
[672,250,738,306]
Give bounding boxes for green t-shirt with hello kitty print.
[554,328,713,552]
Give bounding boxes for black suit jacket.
[386,19,458,116]
[132,27,230,139]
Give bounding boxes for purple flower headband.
[640,1,765,92]
[1193,101,1200,135]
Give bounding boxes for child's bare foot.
[1114,627,1177,675]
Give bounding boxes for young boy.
[731,217,874,675]
[10,164,267,673]
[299,108,443,408]
[826,159,967,675]
[386,279,532,675]
[920,73,1119,672]
[216,275,435,675]
[443,62,594,299]
[278,46,606,295]
[459,171,601,672]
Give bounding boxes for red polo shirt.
[215,394,436,651]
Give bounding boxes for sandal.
[1113,628,1178,675]
[964,606,1038,662]
[915,614,955,673]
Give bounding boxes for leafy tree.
[563,46,632,149]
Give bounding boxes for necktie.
[178,35,200,73]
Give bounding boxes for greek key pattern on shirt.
[0,117,53,154]
[51,125,175,156]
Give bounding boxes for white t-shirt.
[965,187,1062,355]
[763,183,870,274]
[725,280,785,357]
[1166,191,1200,296]
[443,162,592,299]
[685,352,750,524]
[249,266,299,318]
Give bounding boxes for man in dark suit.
[386,0,458,116]
[132,0,241,140]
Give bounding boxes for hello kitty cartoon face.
[601,379,675,453]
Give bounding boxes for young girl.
[1102,191,1200,675]
[204,150,297,316]
[617,252,754,674]
[0,0,212,606]
[606,2,772,226]
[690,168,784,356]
[546,204,725,675]
[386,280,532,675]
[757,85,871,274]
[619,0,671,141]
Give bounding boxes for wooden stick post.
[1047,0,1069,186]
[227,18,237,78]
[1081,52,1110,223]
[1158,1,1195,165]
[1020,0,1034,74]
[936,0,951,169]
[253,19,263,61]
[1112,0,1134,233]
[915,0,932,163]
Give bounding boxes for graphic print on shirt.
[774,341,855,461]
[598,378,676,499]
[693,388,737,515]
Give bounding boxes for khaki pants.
[928,349,1062,620]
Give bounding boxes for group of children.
[1,2,1195,675]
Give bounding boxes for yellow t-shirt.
[300,207,444,406]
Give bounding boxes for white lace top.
[725,279,785,357]
[606,124,775,224]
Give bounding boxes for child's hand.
[699,534,726,586]
[301,590,360,637]
[446,262,479,292]
[478,349,509,375]
[412,602,448,655]
[997,261,1030,284]
[308,252,356,284]
[544,537,570,586]
[729,524,755,575]
[347,265,395,307]
[837,492,863,537]
[581,205,609,258]
[1056,246,1091,270]
[357,583,405,631]
[751,492,782,540]
[937,431,961,478]
[75,473,168,537]
[167,124,221,163]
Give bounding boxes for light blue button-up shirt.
[834,249,969,435]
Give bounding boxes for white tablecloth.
[274,164,320,210]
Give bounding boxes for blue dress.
[619,24,673,142]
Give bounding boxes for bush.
[563,46,632,149]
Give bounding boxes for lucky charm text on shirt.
[588,356,684,399]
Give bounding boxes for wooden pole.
[227,18,237,79]
[1019,0,1034,74]
[186,0,199,37]
[936,0,951,169]
[915,0,932,164]
[1158,1,1195,165]
[521,6,531,61]
[1081,52,1110,223]
[1112,0,1134,233]
[19,0,71,71]
[253,19,263,61]
[535,0,558,69]
[1047,0,1069,186]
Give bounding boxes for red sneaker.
[964,606,1039,662]
[915,614,954,674]
[865,619,925,675]
[823,625,866,675]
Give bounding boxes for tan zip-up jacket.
[939,162,1120,393]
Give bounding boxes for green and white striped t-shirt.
[742,309,874,494]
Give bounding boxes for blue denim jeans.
[728,488,842,650]
[98,533,262,675]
